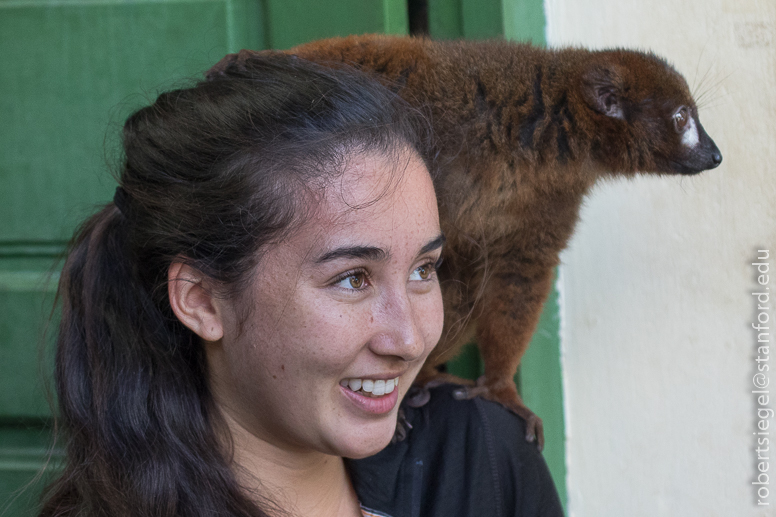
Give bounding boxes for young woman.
[40,52,562,517]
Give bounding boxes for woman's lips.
[339,382,400,414]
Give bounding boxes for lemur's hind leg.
[453,267,555,451]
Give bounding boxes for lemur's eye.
[673,107,689,132]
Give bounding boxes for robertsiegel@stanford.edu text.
[753,249,772,506]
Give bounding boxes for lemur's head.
[576,49,721,175]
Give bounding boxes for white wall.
[544,0,776,515]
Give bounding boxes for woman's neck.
[222,411,362,517]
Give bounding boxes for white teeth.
[361,379,374,393]
[341,376,400,397]
[373,379,386,396]
[385,378,395,394]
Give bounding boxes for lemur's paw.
[453,376,545,451]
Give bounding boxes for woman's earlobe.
[168,262,224,342]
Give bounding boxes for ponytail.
[41,206,266,516]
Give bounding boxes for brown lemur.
[207,35,722,450]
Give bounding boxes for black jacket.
[347,384,565,517]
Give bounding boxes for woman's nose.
[368,289,426,362]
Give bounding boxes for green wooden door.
[0,4,264,514]
[1,0,564,514]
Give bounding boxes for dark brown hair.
[40,53,430,517]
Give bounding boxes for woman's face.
[209,149,444,459]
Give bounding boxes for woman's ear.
[168,262,224,342]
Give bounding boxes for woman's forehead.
[330,150,420,207]
[283,150,439,263]
[303,149,431,220]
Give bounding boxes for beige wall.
[544,0,776,515]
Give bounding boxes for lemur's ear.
[582,65,626,120]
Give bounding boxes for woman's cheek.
[293,297,371,363]
[419,287,445,355]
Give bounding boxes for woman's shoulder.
[347,383,564,517]
[416,382,531,445]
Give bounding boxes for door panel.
[0,1,266,513]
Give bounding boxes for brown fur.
[208,35,722,448]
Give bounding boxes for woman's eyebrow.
[314,234,445,264]
[418,234,446,256]
[314,245,388,264]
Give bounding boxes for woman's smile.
[339,375,400,397]
[339,379,400,414]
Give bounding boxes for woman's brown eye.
[348,274,365,289]
[673,107,689,132]
[411,264,434,281]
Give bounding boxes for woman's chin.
[333,418,398,460]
